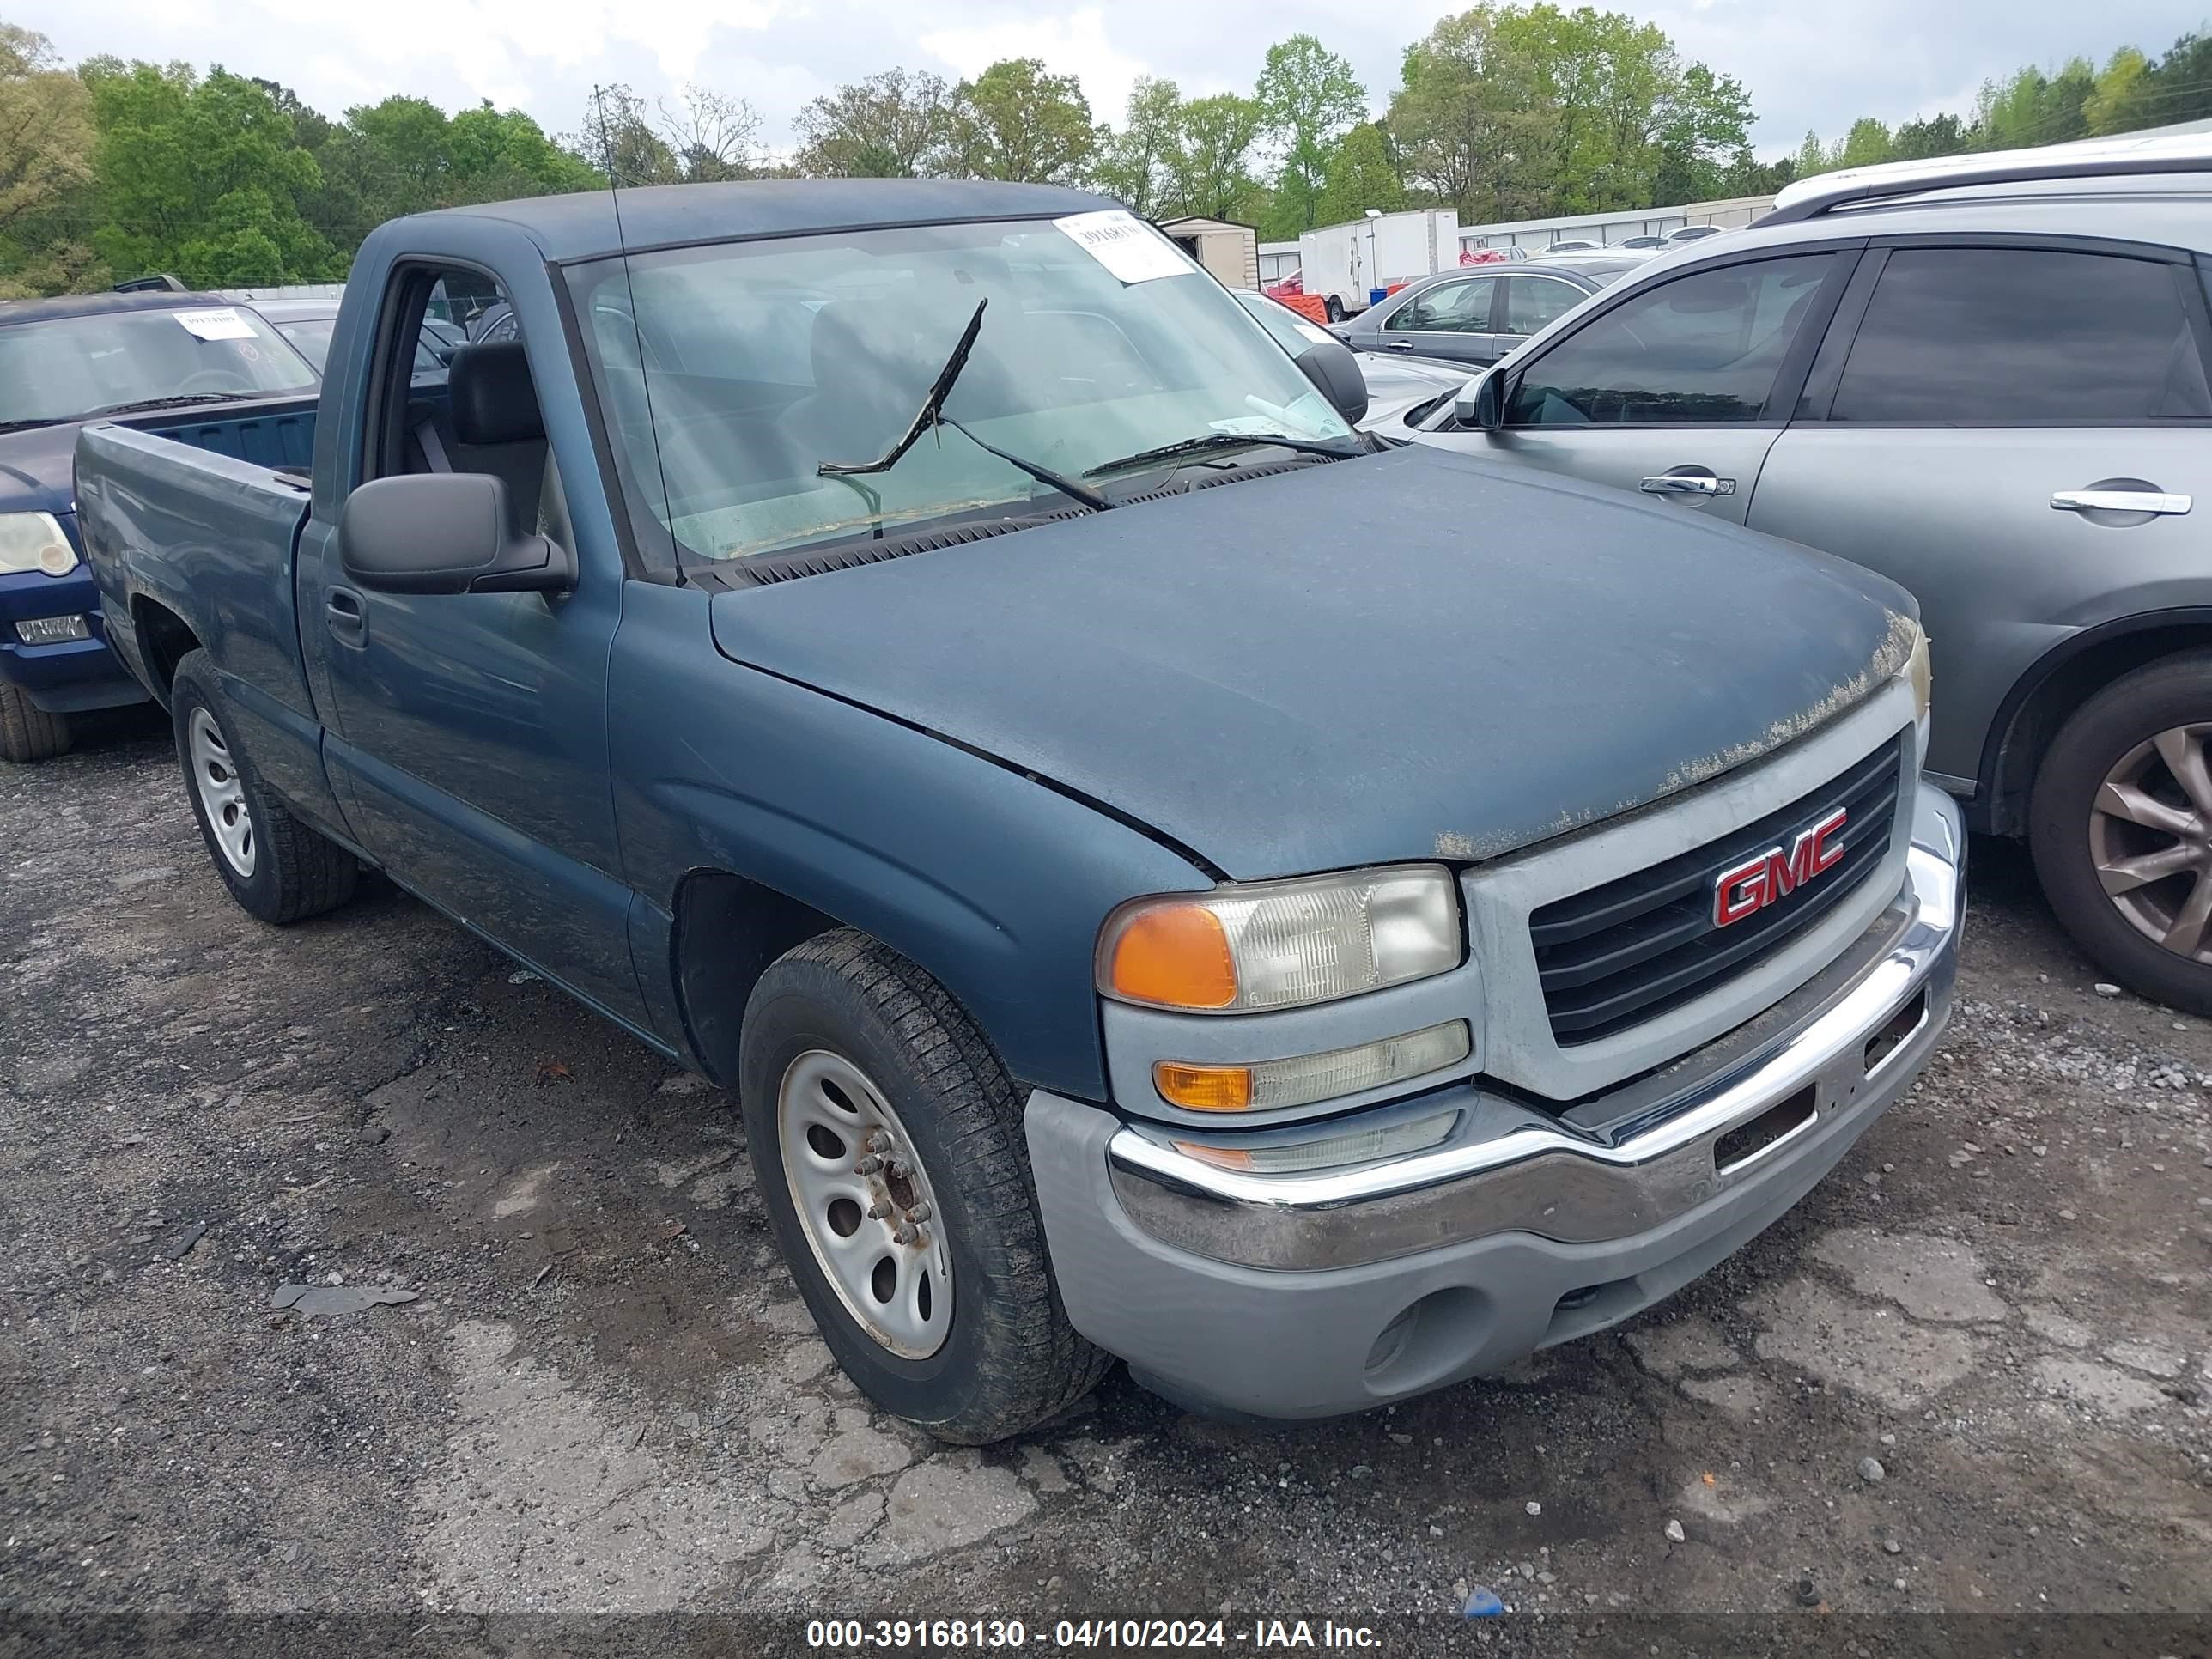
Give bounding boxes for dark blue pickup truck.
[76,180,1964,1441]
[0,289,320,760]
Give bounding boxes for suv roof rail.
[1761,131,2212,225]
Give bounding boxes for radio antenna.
[593,83,678,558]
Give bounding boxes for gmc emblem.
[1713,808,1848,928]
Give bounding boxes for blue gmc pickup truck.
[0,289,320,760]
[76,180,1964,1441]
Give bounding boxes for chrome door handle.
[1640,474,1734,497]
[2051,489,2191,515]
[1388,340,1414,351]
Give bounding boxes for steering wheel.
[177,369,252,396]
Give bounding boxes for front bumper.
[1024,781,1963,1420]
[0,564,146,713]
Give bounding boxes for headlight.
[1905,623,1932,728]
[0,513,76,576]
[1098,865,1463,1013]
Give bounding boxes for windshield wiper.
[86,392,266,418]
[817,298,1110,514]
[1084,429,1363,478]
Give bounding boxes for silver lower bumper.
[1100,787,1962,1272]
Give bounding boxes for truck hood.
[708,445,1917,880]
[0,423,82,519]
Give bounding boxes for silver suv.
[1403,135,2212,1011]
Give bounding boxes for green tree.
[1312,121,1404,228]
[1093,76,1182,214]
[2085,46,2151,135]
[579,82,679,186]
[1256,33,1365,234]
[1792,129,1832,179]
[1891,112,1967,160]
[793,69,952,178]
[1835,116,1893,169]
[2134,30,2212,129]
[85,60,335,285]
[1650,60,1753,204]
[1389,8,1544,224]
[0,23,100,295]
[1162,94,1265,221]
[948,58,1096,184]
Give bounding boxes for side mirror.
[339,473,574,596]
[1455,368,1505,432]
[1291,337,1370,425]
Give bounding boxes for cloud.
[917,6,1199,118]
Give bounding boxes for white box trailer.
[1296,209,1461,319]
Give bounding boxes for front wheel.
[1324,295,1345,324]
[2031,649,2212,1013]
[172,650,358,924]
[739,929,1110,1443]
[0,680,70,763]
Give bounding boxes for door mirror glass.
[1455,368,1504,431]
[340,473,575,596]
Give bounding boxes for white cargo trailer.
[1295,209,1461,319]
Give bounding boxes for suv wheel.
[0,681,70,763]
[2032,650,2212,1012]
[739,929,1110,1443]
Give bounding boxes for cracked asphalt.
[5,714,2212,1633]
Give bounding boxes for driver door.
[1432,250,1859,527]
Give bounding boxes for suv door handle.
[2051,489,2191,516]
[1640,472,1735,497]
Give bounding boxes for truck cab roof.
[396,179,1115,263]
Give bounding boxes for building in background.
[1158,217,1260,289]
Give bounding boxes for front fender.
[608,582,1213,1101]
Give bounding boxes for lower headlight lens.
[1170,1108,1461,1174]
[1153,1019,1471,1113]
[0,512,76,576]
[1102,865,1463,1013]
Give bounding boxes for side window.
[1504,276,1583,337]
[1828,247,2211,422]
[1396,277,1493,334]
[1508,253,1841,426]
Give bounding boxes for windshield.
[0,306,318,425]
[567,215,1353,565]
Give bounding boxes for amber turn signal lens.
[1108,904,1237,1010]
[1152,1060,1255,1112]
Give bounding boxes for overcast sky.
[13,0,2203,159]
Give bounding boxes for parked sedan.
[1230,289,1464,429]
[1336,258,1638,368]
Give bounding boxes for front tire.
[1324,295,1345,324]
[172,650,357,924]
[2031,649,2212,1013]
[739,929,1110,1443]
[0,681,70,763]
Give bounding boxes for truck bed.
[76,393,336,829]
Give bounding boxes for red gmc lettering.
[1712,808,1848,928]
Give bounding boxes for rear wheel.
[0,681,70,763]
[2031,650,2212,1012]
[172,650,358,924]
[739,928,1110,1443]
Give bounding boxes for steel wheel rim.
[2089,721,2212,963]
[776,1048,951,1358]
[188,707,255,878]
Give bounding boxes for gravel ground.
[5,714,2212,1644]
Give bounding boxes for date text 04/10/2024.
[804,1620,1383,1650]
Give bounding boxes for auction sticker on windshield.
[1054,210,1194,284]
[171,307,257,342]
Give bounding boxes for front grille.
[1530,733,1905,1045]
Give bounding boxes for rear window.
[1831,247,2212,422]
